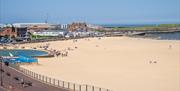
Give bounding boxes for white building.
[12,23,50,28]
[87,24,104,29]
[67,31,91,38]
[0,24,3,28]
[61,24,68,29]
[32,30,68,37]
[0,24,12,28]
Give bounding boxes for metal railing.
[17,66,111,91]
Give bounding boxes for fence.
[17,67,111,91]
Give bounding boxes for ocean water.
[147,31,180,40]
[101,24,180,40]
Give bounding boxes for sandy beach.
[20,37,180,91]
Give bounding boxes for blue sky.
[0,0,180,24]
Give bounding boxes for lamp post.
[0,56,3,86]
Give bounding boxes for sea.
[101,24,180,40]
[146,31,180,40]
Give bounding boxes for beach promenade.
[0,63,69,91]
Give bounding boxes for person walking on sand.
[169,45,172,49]
[149,61,152,64]
[75,46,78,49]
[65,51,68,56]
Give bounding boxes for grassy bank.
[96,24,180,32]
[112,24,180,31]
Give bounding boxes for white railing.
[18,67,112,91]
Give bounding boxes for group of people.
[149,61,157,64]
[39,43,50,50]
[50,46,79,57]
[49,49,68,57]
[28,43,79,58]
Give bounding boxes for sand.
[20,37,180,91]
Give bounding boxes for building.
[0,24,30,42]
[12,23,52,39]
[49,24,61,30]
[0,25,17,38]
[87,24,104,30]
[16,27,28,38]
[68,22,88,32]
[32,30,68,37]
[61,24,68,29]
[13,23,50,31]
[0,24,4,28]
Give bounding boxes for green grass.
[158,24,180,27]
[112,26,159,31]
[109,24,180,31]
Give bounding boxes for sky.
[0,0,180,24]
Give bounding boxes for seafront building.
[61,24,69,29]
[0,24,16,38]
[32,30,68,37]
[87,24,104,30]
[0,22,104,42]
[68,22,88,32]
[13,23,50,31]
[0,27,17,38]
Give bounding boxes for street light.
[0,56,3,86]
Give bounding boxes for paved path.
[0,63,70,91]
[0,86,7,91]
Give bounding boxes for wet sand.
[20,37,180,91]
